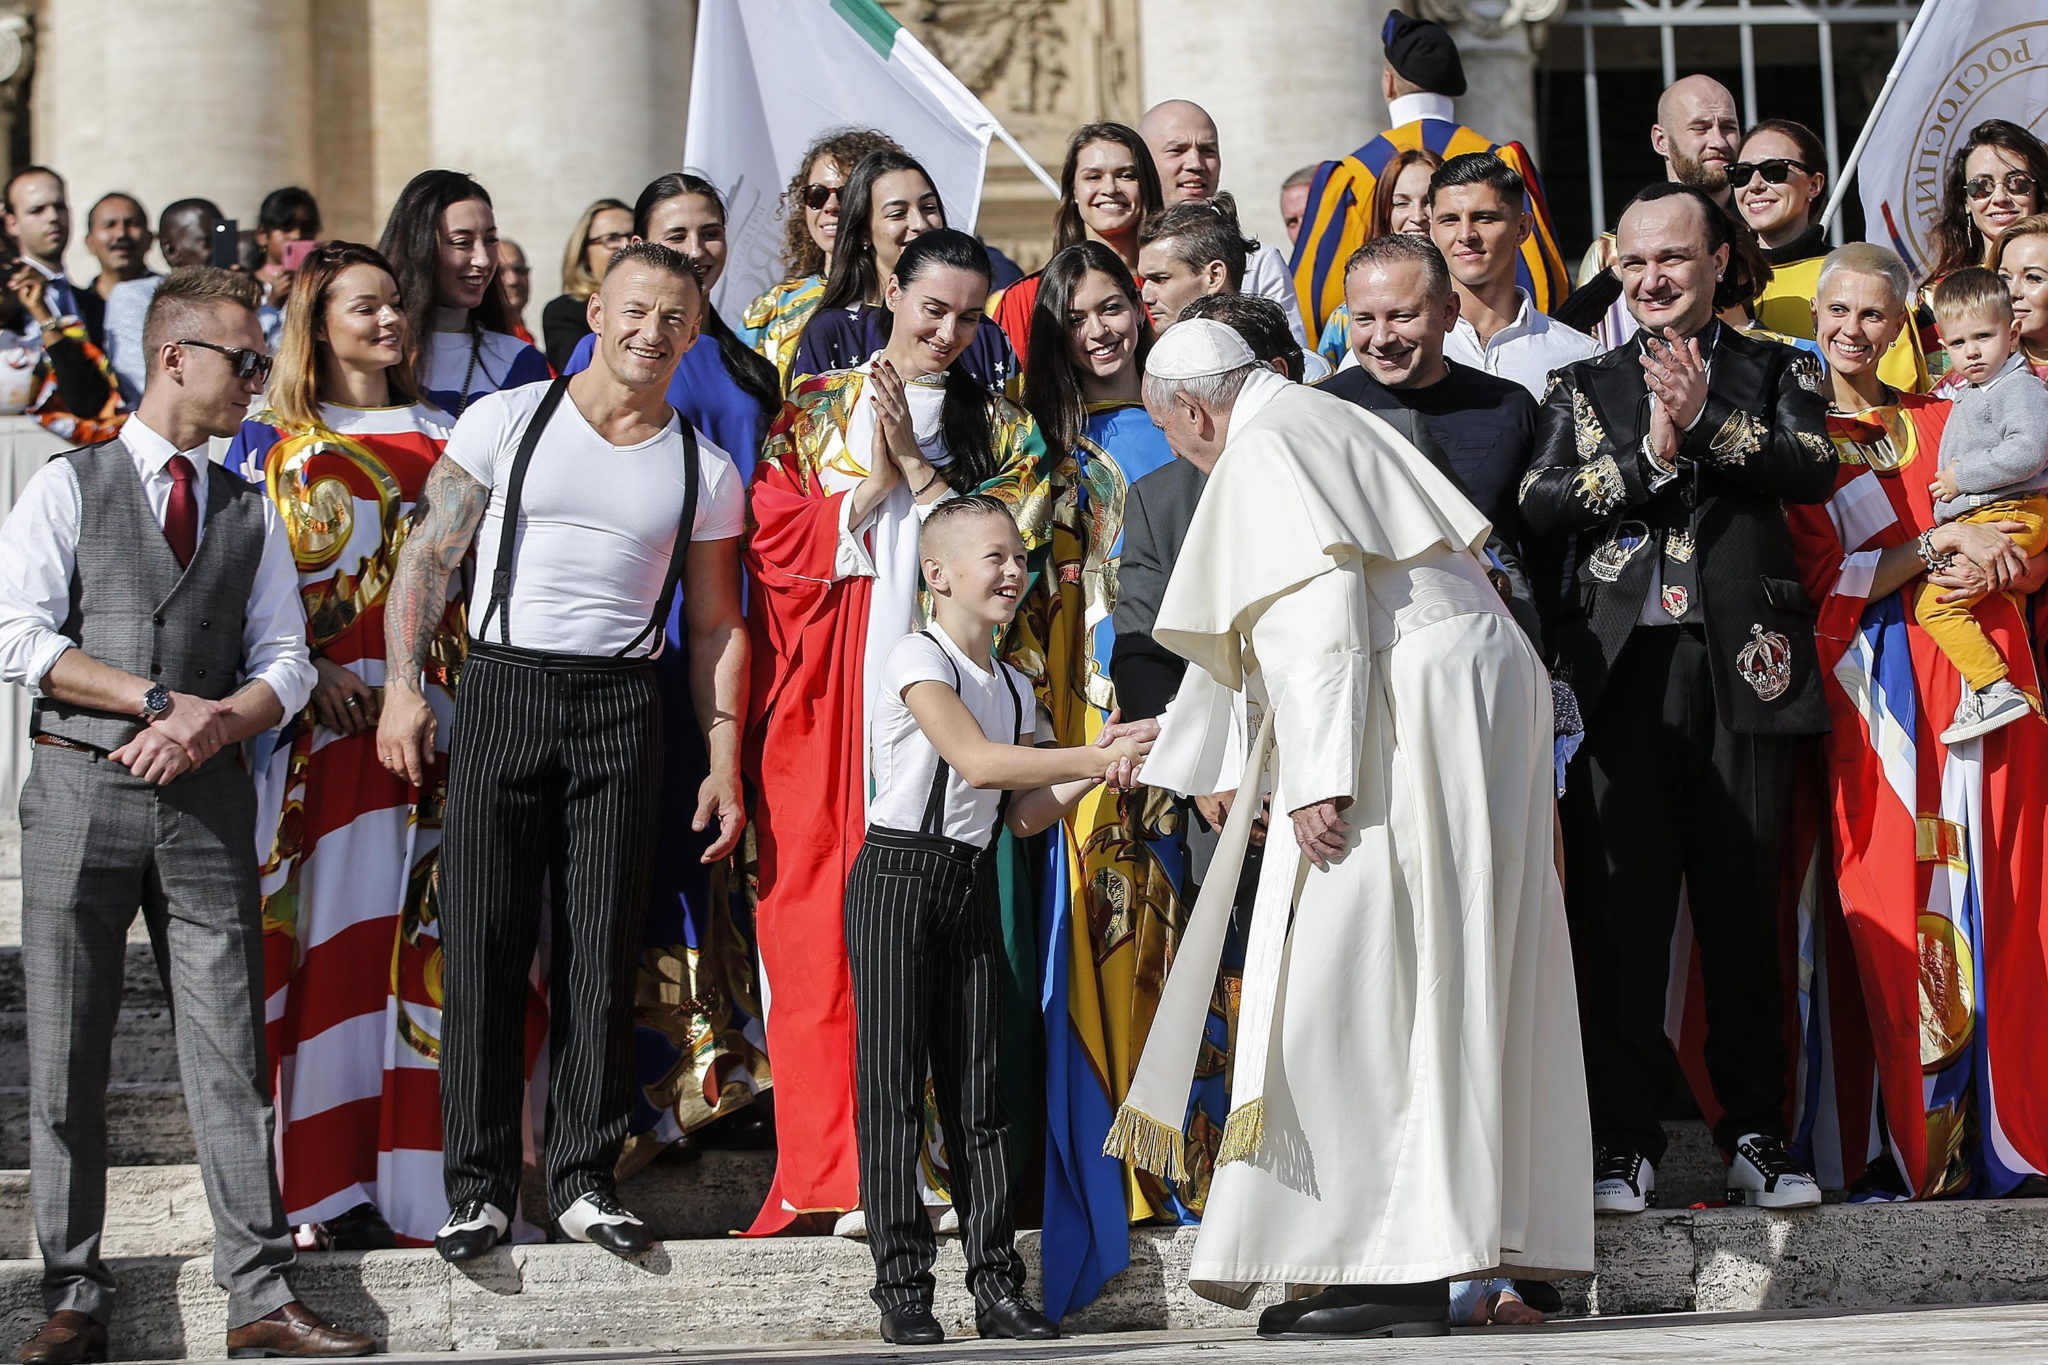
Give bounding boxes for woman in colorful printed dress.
[224,242,464,1248]
[1014,240,1214,1318]
[561,172,783,1164]
[378,169,549,417]
[787,150,1020,394]
[1783,243,2048,1201]
[738,128,903,387]
[988,123,1162,360]
[744,228,1051,1238]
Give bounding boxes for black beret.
[1382,9,1466,98]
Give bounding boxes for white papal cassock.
[1106,367,1593,1306]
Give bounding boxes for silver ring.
[345,696,363,708]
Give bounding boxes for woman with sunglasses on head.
[787,150,1021,394]
[987,123,1163,359]
[1740,118,1927,392]
[739,128,903,386]
[1919,121,2048,380]
[555,173,781,1158]
[379,169,549,416]
[744,227,1051,1240]
[221,242,465,1251]
[541,197,633,372]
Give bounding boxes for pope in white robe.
[1104,320,1592,1338]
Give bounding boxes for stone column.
[1416,0,1559,152]
[424,0,696,310]
[1137,0,1383,249]
[33,0,315,280]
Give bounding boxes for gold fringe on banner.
[1216,1098,1266,1167]
[1102,1104,1187,1182]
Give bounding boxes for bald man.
[1652,75,1741,203]
[1139,100,1309,346]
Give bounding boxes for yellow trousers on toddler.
[1915,496,2048,689]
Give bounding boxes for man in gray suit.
[0,268,374,1362]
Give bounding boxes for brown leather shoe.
[18,1311,106,1364]
[224,1302,374,1359]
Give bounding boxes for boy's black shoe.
[976,1296,1060,1340]
[879,1305,944,1345]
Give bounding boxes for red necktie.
[164,454,197,568]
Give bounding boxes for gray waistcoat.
[31,439,267,755]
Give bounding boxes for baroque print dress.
[228,402,467,1245]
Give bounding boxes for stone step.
[0,940,167,1013]
[0,1008,177,1090]
[0,1149,778,1259]
[0,1083,192,1168]
[4,1200,2048,1359]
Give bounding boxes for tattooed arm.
[377,456,491,786]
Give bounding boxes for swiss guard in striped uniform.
[1290,9,1568,341]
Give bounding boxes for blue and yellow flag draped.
[1289,119,1568,339]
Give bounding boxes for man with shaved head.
[1139,99,1309,346]
[1653,75,1742,203]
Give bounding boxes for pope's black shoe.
[1256,1283,1450,1340]
[878,1304,944,1345]
[433,1198,507,1263]
[975,1296,1060,1340]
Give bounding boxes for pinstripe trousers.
[845,825,1024,1313]
[438,643,662,1218]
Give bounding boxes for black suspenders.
[474,375,702,657]
[914,630,1025,838]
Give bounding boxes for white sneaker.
[833,1209,868,1240]
[1725,1133,1821,1209]
[1942,679,2033,745]
[1593,1148,1656,1214]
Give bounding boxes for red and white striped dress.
[230,402,465,1244]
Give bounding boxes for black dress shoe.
[878,1304,944,1345]
[433,1198,508,1263]
[976,1296,1060,1340]
[559,1191,655,1255]
[1257,1283,1450,1340]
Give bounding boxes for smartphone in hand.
[210,218,240,269]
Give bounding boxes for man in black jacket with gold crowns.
[1521,181,1836,1220]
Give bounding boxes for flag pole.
[992,122,1063,199]
[1819,0,1944,229]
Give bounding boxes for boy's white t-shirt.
[868,629,1039,848]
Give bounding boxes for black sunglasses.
[177,338,273,384]
[802,182,844,211]
[1727,158,1815,188]
[1967,170,2038,201]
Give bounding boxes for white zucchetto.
[1144,318,1258,380]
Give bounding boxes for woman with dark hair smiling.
[989,123,1162,358]
[559,172,780,1162]
[378,169,548,415]
[787,150,1019,392]
[739,127,903,385]
[745,227,1050,1240]
[1741,118,1926,391]
[222,241,463,1250]
[1918,121,2048,379]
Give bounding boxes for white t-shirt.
[868,629,1036,848]
[446,381,746,657]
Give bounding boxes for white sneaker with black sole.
[1941,679,2034,745]
[1725,1132,1821,1209]
[1593,1148,1656,1214]
[559,1191,654,1255]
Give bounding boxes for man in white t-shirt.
[377,242,748,1265]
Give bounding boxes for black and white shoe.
[434,1198,508,1262]
[1593,1147,1657,1214]
[559,1191,655,1255]
[1725,1133,1821,1209]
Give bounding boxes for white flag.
[683,0,999,317]
[1856,0,2048,276]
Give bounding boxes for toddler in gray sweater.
[1921,267,2048,744]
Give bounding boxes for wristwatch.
[140,683,172,723]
